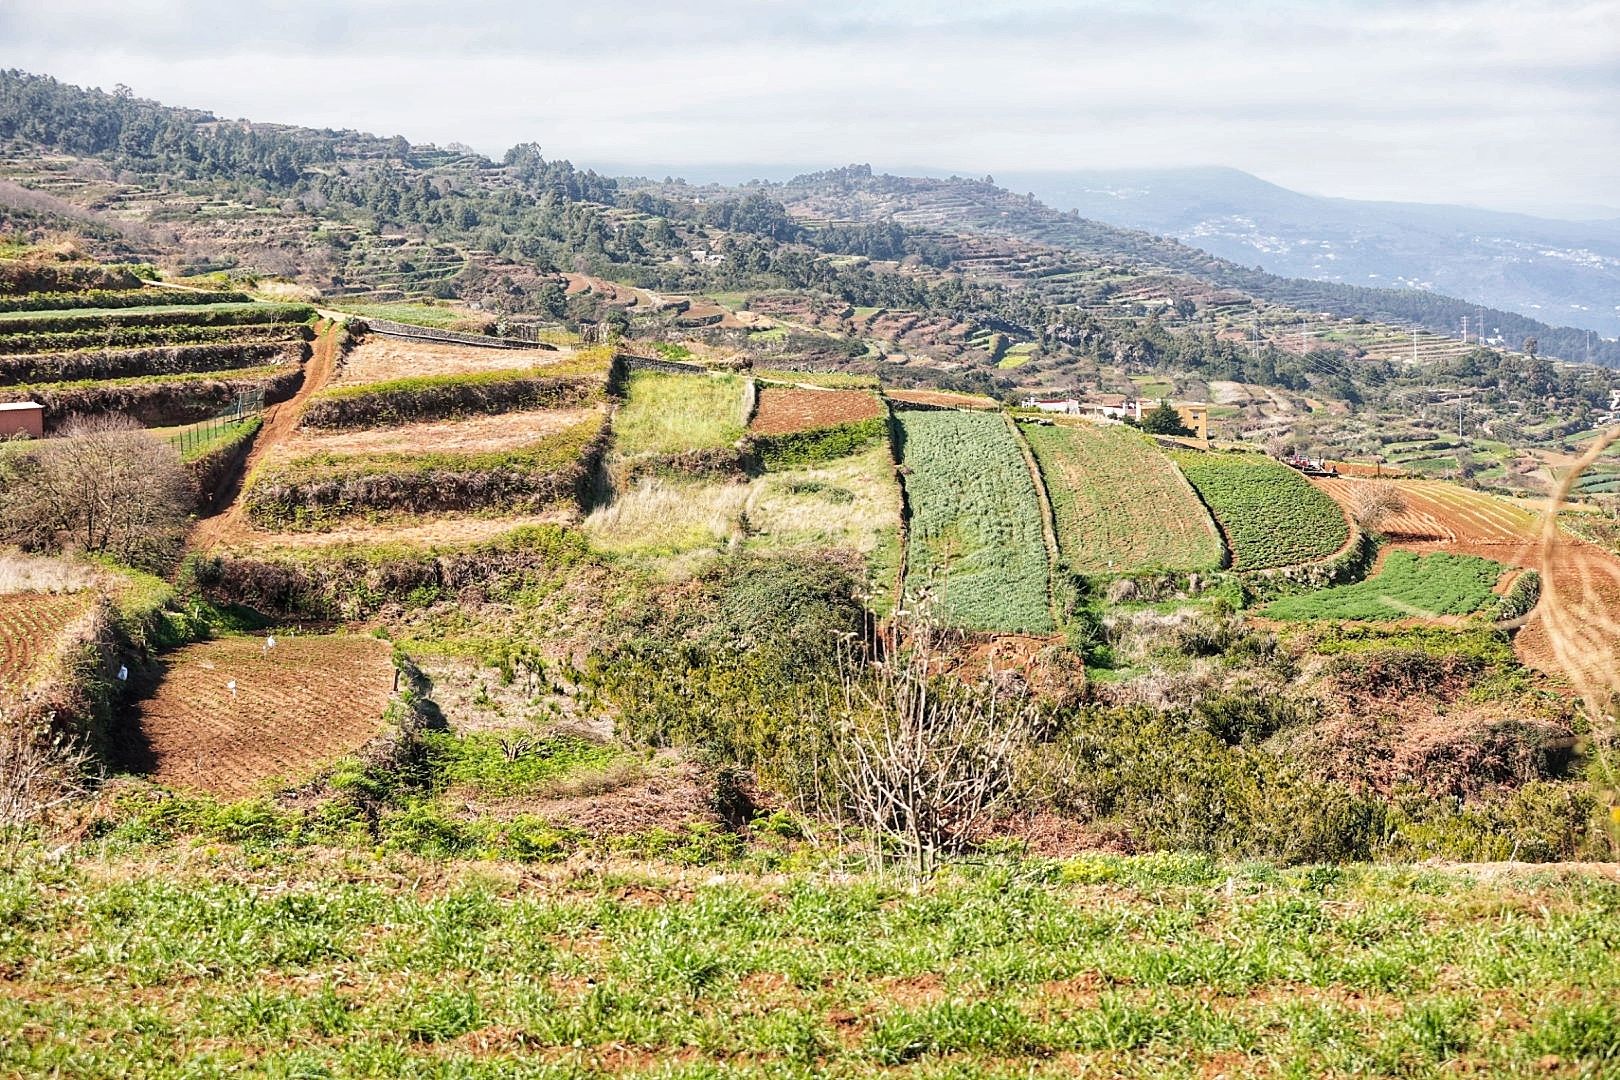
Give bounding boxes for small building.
[0,401,43,439]
[1020,397,1081,415]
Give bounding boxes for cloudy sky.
[3,0,1617,215]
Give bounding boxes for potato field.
[1263,551,1507,621]
[1021,420,1223,574]
[896,409,1052,632]
[1170,450,1349,569]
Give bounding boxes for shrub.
[0,338,307,386]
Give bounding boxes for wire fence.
[166,391,264,456]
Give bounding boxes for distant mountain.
[999,167,1620,341]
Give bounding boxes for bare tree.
[0,713,96,868]
[825,614,1040,877]
[0,414,191,569]
[1349,481,1408,534]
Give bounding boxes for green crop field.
[7,847,1620,1078]
[1170,451,1349,570]
[897,409,1051,632]
[613,372,748,458]
[1022,421,1223,575]
[1263,551,1507,621]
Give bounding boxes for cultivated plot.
[896,409,1052,632]
[1021,420,1223,575]
[126,634,395,797]
[1170,450,1349,570]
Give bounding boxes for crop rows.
[0,592,91,690]
[0,288,251,313]
[0,302,312,335]
[129,634,395,797]
[0,321,312,356]
[0,338,306,386]
[897,409,1052,632]
[1021,420,1223,575]
[1263,551,1506,621]
[1170,451,1349,570]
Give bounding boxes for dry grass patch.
[278,407,598,459]
[336,337,581,385]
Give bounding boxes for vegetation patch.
[896,409,1052,632]
[1170,450,1350,569]
[1022,420,1223,574]
[0,287,251,313]
[1264,551,1507,621]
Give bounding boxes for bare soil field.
[276,406,598,459]
[124,635,395,797]
[749,387,882,435]
[886,388,999,410]
[335,337,576,385]
[0,591,90,690]
[1316,477,1620,698]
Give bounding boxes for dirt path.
[189,320,339,550]
[1314,477,1620,702]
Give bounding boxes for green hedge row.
[0,302,312,335]
[753,416,888,470]
[0,339,306,385]
[0,288,251,314]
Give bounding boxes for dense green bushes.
[301,366,606,429]
[754,416,888,470]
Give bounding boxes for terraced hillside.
[1021,420,1223,575]
[895,408,1052,633]
[0,276,313,429]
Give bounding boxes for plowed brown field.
[1315,478,1620,699]
[749,387,883,435]
[0,592,91,691]
[127,635,394,797]
[886,389,999,410]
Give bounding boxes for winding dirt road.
[188,320,339,550]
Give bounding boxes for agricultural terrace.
[1021,420,1223,575]
[1263,551,1508,621]
[749,387,883,435]
[612,371,750,459]
[11,854,1620,1077]
[0,591,91,691]
[301,355,609,430]
[243,411,607,530]
[1170,450,1349,570]
[125,634,395,797]
[896,409,1052,632]
[334,337,583,384]
[753,368,881,389]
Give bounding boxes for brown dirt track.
[1315,477,1620,701]
[885,389,999,410]
[749,387,882,435]
[124,635,395,797]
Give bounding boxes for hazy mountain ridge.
[1001,167,1620,339]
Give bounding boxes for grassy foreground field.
[5,847,1620,1078]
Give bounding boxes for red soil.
[749,387,883,435]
